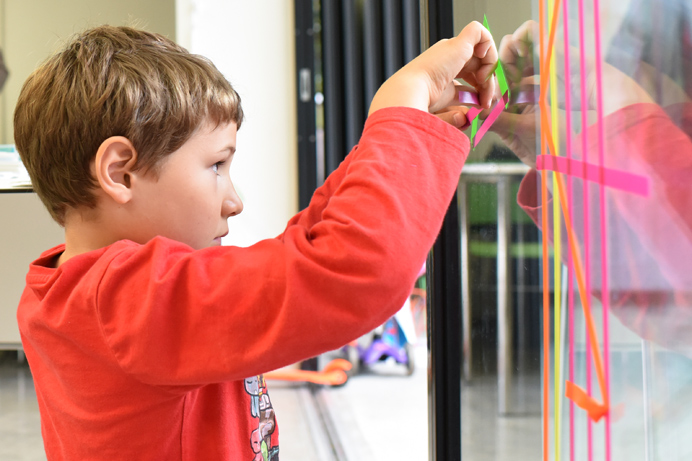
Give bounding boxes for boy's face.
[132,120,243,250]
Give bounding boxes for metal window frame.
[423,1,464,460]
[295,0,319,210]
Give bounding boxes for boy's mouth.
[212,232,228,246]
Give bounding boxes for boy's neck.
[57,207,122,267]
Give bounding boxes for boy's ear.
[93,136,139,205]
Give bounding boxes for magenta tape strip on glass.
[535,155,650,197]
[473,93,509,147]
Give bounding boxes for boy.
[14,23,496,460]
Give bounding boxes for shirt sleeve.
[96,107,471,386]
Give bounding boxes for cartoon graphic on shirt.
[245,375,279,460]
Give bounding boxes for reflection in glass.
[455,0,692,459]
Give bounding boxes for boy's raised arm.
[286,21,499,232]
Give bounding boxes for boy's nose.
[222,183,243,217]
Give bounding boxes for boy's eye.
[212,161,225,174]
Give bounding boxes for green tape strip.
[470,116,479,143]
[483,15,510,107]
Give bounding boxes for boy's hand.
[369,21,498,118]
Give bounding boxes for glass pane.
[453,0,692,459]
[452,2,541,460]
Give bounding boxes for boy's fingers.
[429,81,474,113]
[447,22,497,109]
[434,106,470,130]
[473,39,494,61]
[394,20,498,114]
[454,69,497,110]
[457,21,495,58]
[477,77,496,109]
[431,80,500,114]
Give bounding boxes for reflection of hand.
[488,20,655,167]
[490,102,541,168]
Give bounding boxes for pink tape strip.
[535,155,650,197]
[592,0,612,458]
[465,107,482,122]
[473,93,509,147]
[575,0,594,456]
[562,0,576,457]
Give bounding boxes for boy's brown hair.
[14,25,244,226]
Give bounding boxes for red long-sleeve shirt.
[17,107,470,460]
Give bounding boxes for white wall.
[0,1,176,346]
[188,0,298,247]
[0,0,176,145]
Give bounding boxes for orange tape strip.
[565,381,609,421]
[544,121,610,422]
[538,0,609,424]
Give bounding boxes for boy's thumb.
[434,107,470,129]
